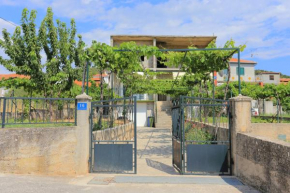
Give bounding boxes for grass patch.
[251,116,290,123]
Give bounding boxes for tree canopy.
[0,8,86,97]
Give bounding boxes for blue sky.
[0,0,289,75]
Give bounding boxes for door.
[90,96,137,173]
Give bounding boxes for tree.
[164,39,246,100]
[0,8,85,98]
[113,42,161,96]
[89,41,116,101]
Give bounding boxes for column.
[229,94,251,175]
[75,93,92,174]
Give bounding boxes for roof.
[0,74,29,79]
[92,74,109,81]
[74,80,100,87]
[280,78,290,82]
[259,72,280,75]
[230,58,257,64]
[111,35,217,49]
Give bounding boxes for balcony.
[134,94,154,101]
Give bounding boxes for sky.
[0,0,289,75]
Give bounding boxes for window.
[270,75,274,80]
[236,67,245,75]
[223,69,228,75]
[140,56,145,62]
[157,57,167,68]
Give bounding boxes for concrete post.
[75,93,92,174]
[229,94,251,175]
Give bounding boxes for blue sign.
[77,103,87,110]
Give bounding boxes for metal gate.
[172,96,231,175]
[90,96,137,173]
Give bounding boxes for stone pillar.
[75,93,92,174]
[229,94,251,175]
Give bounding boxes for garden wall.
[0,126,86,176]
[185,121,229,141]
[236,132,290,193]
[250,123,290,141]
[92,122,134,141]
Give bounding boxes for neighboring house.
[216,58,257,85]
[256,72,281,85]
[0,73,109,95]
[0,74,29,97]
[280,78,290,85]
[74,73,110,87]
[110,35,216,126]
[0,87,8,97]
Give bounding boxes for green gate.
[172,96,231,175]
[90,96,137,173]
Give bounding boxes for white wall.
[217,63,256,83]
[256,74,280,85]
[136,103,147,127]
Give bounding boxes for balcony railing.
[134,94,154,101]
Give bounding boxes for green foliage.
[164,40,245,76]
[184,122,213,143]
[215,81,290,112]
[0,8,86,97]
[251,116,290,123]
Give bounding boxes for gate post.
[229,94,251,175]
[75,93,92,174]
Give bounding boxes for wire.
[0,17,19,27]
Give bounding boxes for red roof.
[230,58,257,64]
[0,74,102,87]
[280,78,290,82]
[0,74,29,79]
[92,74,109,81]
[74,80,100,87]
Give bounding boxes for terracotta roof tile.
[0,74,29,79]
[230,58,257,64]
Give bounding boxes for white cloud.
[1,0,290,60]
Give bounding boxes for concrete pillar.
[75,93,92,174]
[152,38,158,121]
[153,38,157,70]
[229,94,251,175]
[110,36,113,47]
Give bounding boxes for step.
[155,125,172,128]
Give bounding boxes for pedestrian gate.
[90,97,137,173]
[172,96,231,175]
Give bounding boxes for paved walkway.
[137,127,177,175]
[0,127,259,193]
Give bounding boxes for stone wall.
[0,126,81,176]
[236,132,290,193]
[92,123,134,141]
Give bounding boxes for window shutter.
[241,68,245,75]
[236,67,245,75]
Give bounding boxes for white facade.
[0,87,9,97]
[136,103,147,126]
[256,73,280,85]
[217,60,256,83]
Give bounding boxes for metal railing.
[0,97,77,128]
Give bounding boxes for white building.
[110,35,216,127]
[256,72,281,85]
[217,58,257,84]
